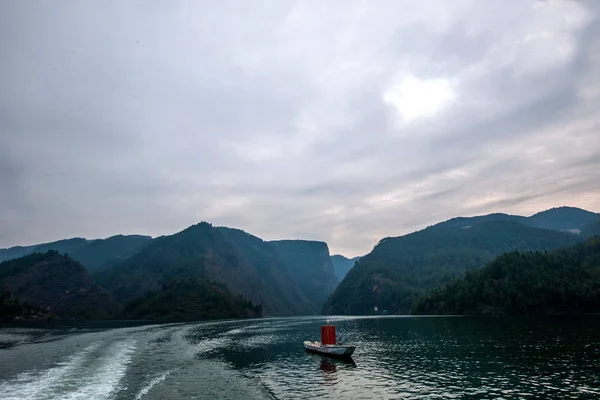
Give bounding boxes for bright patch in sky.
[383,75,456,123]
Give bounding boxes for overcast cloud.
[1,0,599,256]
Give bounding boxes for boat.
[303,321,355,358]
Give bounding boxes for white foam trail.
[0,340,136,400]
[134,370,173,400]
[60,339,137,400]
[0,344,99,400]
[195,337,229,355]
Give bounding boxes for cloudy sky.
[1,1,599,256]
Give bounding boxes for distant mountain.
[69,235,152,272]
[0,238,89,263]
[0,245,37,263]
[94,223,319,316]
[434,213,526,229]
[324,220,582,315]
[331,255,360,281]
[525,206,599,232]
[433,207,599,233]
[270,240,338,313]
[120,277,262,321]
[0,235,152,272]
[0,251,121,321]
[413,237,600,315]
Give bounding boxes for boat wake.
[0,339,136,400]
[134,369,174,400]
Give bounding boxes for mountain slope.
[413,237,600,315]
[120,277,262,321]
[0,235,152,272]
[0,251,120,321]
[270,240,338,313]
[525,206,599,232]
[95,223,317,316]
[217,228,316,315]
[331,255,360,281]
[0,238,89,263]
[324,221,581,315]
[582,218,600,239]
[69,235,152,272]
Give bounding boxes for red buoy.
[321,324,336,345]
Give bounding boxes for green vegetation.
[331,254,360,281]
[0,251,121,320]
[95,223,326,316]
[69,235,152,272]
[525,206,599,231]
[0,291,53,321]
[121,278,262,321]
[413,237,600,315]
[324,221,581,315]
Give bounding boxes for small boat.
[304,321,355,357]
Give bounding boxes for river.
[0,315,599,399]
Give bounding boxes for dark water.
[1,315,599,399]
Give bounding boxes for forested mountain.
[0,238,88,263]
[68,235,152,272]
[582,218,600,238]
[324,221,582,315]
[433,207,598,232]
[413,237,600,315]
[331,255,360,281]
[0,235,152,272]
[0,251,120,321]
[270,240,338,312]
[120,277,262,321]
[216,227,316,314]
[94,223,319,316]
[525,206,599,232]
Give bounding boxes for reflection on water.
[1,315,599,399]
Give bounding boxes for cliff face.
[270,240,338,313]
[0,251,121,320]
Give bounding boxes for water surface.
[1,315,599,399]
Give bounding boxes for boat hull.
[303,341,355,357]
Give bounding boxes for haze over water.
[1,315,599,399]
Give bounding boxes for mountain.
[582,218,600,238]
[0,245,37,263]
[94,222,318,316]
[324,220,582,315]
[68,235,152,272]
[0,238,89,263]
[216,228,316,315]
[120,277,262,321]
[434,213,526,229]
[0,235,152,272]
[270,240,338,313]
[525,206,599,232]
[433,207,599,233]
[331,255,360,281]
[413,237,600,315]
[0,251,120,321]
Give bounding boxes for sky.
[1,0,599,257]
